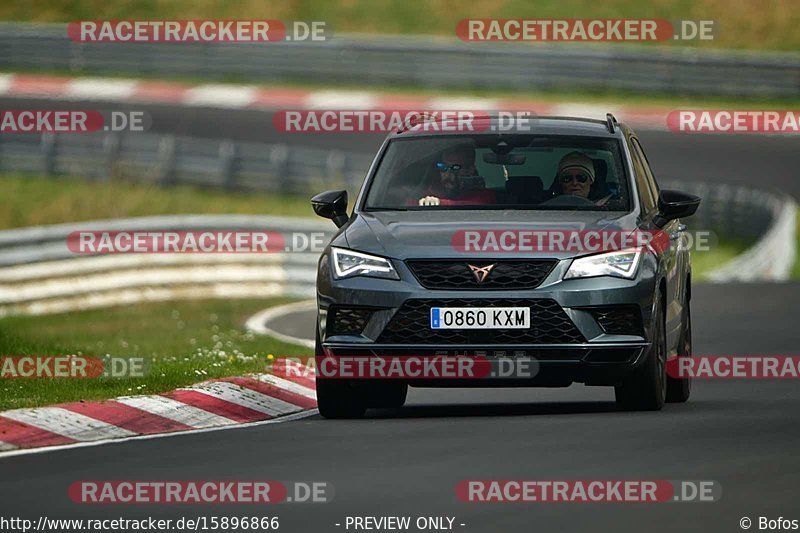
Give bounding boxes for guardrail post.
[40,132,56,176]
[157,135,177,186]
[325,150,346,188]
[219,140,238,191]
[102,133,121,182]
[269,144,290,193]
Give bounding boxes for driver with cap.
[556,151,595,198]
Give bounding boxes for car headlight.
[331,247,399,280]
[564,248,643,280]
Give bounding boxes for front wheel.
[615,292,667,411]
[315,327,366,419]
[666,299,692,403]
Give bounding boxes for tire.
[314,328,366,419]
[615,291,667,411]
[363,382,408,408]
[666,299,692,403]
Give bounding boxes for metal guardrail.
[0,215,333,316]
[1,23,799,97]
[0,132,374,195]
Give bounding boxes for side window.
[628,138,657,214]
[632,138,660,202]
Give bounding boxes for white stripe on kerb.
[254,373,317,400]
[0,408,135,441]
[305,91,378,109]
[115,395,237,429]
[186,381,302,416]
[0,441,17,451]
[0,74,14,94]
[66,78,138,100]
[183,85,258,108]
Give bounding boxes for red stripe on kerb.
[59,401,193,434]
[9,75,72,96]
[132,81,190,102]
[223,377,316,409]
[163,390,271,423]
[0,416,76,448]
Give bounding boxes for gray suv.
[311,114,700,418]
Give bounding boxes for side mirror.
[311,189,349,228]
[656,189,701,225]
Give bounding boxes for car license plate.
[430,307,530,329]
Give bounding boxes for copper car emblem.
[467,264,495,284]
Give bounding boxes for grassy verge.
[3,0,799,51]
[1,174,315,230]
[0,298,313,411]
[691,240,752,281]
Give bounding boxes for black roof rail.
[605,113,618,133]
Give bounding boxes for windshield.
[363,134,631,211]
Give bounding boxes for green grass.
[3,0,799,51]
[1,174,316,230]
[691,239,753,280]
[0,298,312,411]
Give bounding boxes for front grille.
[377,299,585,344]
[327,306,372,336]
[407,260,557,290]
[588,306,644,336]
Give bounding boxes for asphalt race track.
[1,96,799,532]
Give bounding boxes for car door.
[630,136,685,355]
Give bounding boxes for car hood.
[344,209,641,260]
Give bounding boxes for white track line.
[254,374,317,400]
[115,395,236,429]
[1,407,136,441]
[186,381,303,416]
[245,299,317,348]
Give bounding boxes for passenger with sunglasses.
[417,144,496,206]
[555,151,595,199]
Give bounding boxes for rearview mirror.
[656,189,701,225]
[311,190,349,228]
[482,153,526,165]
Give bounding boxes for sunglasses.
[435,162,463,173]
[559,173,591,184]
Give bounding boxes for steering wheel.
[540,194,597,207]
